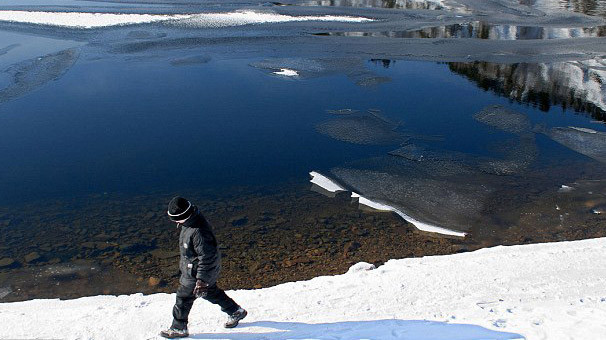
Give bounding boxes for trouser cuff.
[171,320,187,330]
[223,303,239,315]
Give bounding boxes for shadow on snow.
[189,319,524,339]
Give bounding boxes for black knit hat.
[167,196,194,222]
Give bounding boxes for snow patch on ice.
[309,171,346,193]
[558,185,574,193]
[273,68,299,76]
[0,11,188,28]
[179,11,374,28]
[351,192,467,237]
[0,10,373,29]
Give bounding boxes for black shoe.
[224,307,247,328]
[160,327,189,338]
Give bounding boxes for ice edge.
[309,171,346,193]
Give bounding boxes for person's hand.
[193,279,209,298]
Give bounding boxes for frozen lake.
[0,0,605,301]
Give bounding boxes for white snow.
[2,237,606,339]
[0,10,373,29]
[0,11,188,28]
[309,171,346,193]
[569,126,598,134]
[351,192,467,237]
[273,68,299,77]
[346,261,376,273]
[558,184,574,193]
[179,11,374,28]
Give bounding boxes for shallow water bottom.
[0,171,604,302]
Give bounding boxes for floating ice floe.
[316,111,404,145]
[0,48,79,104]
[309,171,466,237]
[0,10,373,29]
[273,68,299,76]
[544,126,606,164]
[474,105,532,135]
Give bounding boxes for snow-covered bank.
[0,10,373,29]
[2,238,606,339]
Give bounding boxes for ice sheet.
[351,192,467,237]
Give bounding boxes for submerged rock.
[150,249,179,260]
[24,252,41,264]
[230,215,249,226]
[0,258,16,268]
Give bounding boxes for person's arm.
[192,229,218,282]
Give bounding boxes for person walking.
[160,196,247,339]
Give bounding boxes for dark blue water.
[0,57,601,200]
[0,53,602,204]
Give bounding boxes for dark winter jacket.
[178,207,221,286]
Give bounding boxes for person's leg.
[203,284,239,314]
[171,284,196,330]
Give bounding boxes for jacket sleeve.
[192,228,219,282]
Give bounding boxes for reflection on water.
[315,22,606,40]
[448,60,606,122]
[301,0,445,10]
[300,0,606,16]
[521,0,606,18]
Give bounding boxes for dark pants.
[171,283,239,330]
